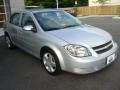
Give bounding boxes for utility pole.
[56,0,58,9]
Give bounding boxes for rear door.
[7,13,21,45]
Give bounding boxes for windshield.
[34,10,81,31]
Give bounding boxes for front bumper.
[61,42,118,74]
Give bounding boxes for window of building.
[0,0,6,28]
[0,0,4,5]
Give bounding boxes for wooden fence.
[74,5,120,16]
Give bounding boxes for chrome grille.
[92,41,113,54]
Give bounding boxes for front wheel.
[41,49,61,75]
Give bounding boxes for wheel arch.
[4,31,13,42]
[40,45,65,70]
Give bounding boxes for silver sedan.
[4,9,118,75]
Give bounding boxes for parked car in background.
[4,9,118,75]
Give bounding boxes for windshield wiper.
[45,24,80,31]
[45,27,62,31]
[62,24,80,29]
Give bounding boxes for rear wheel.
[41,49,61,75]
[5,35,14,49]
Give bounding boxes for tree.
[96,0,110,6]
[24,0,33,6]
[24,0,88,8]
[77,0,88,6]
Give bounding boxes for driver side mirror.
[23,25,37,32]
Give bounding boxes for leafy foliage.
[96,0,110,6]
[24,0,88,8]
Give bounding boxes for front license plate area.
[107,54,115,64]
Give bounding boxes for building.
[89,0,120,6]
[0,0,25,28]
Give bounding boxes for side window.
[10,13,20,26]
[21,13,35,28]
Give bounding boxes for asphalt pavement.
[0,17,120,90]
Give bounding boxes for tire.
[41,49,61,75]
[5,34,14,49]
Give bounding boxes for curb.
[0,28,4,36]
[77,15,118,19]
[112,16,120,20]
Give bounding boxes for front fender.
[41,44,66,70]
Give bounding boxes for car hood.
[47,25,112,47]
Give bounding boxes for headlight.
[64,44,91,57]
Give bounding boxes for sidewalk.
[77,15,120,19]
[0,28,4,36]
[112,16,120,19]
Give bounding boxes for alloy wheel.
[43,52,56,73]
[5,36,11,48]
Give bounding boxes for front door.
[17,13,40,57]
